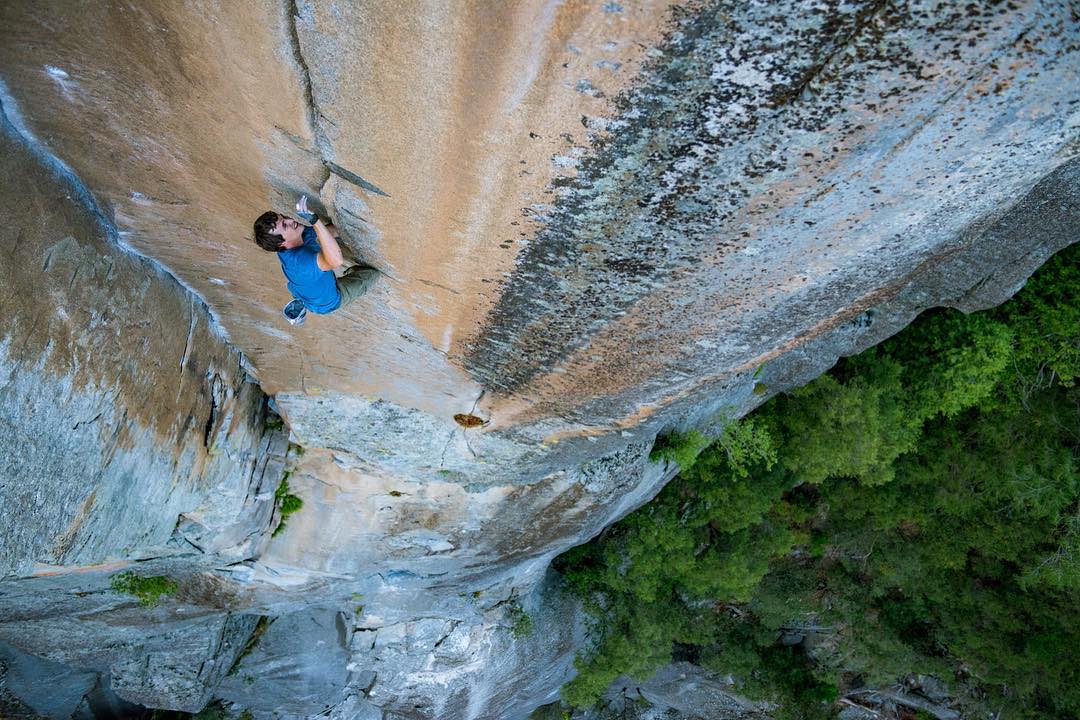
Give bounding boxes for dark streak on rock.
[325,161,390,198]
[463,0,1070,410]
[464,0,878,395]
[203,372,223,449]
[767,0,889,108]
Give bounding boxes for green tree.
[557,242,1080,717]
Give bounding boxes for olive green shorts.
[336,264,379,309]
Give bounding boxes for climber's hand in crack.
[295,195,317,225]
[253,197,380,318]
[295,196,341,238]
[294,195,343,271]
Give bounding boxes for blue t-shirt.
[278,226,340,314]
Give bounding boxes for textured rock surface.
[531,662,771,720]
[0,97,284,713]
[215,609,350,717]
[0,126,273,576]
[0,0,1077,718]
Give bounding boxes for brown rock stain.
[51,487,98,561]
[0,0,678,426]
[2,0,1073,447]
[32,559,131,577]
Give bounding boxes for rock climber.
[252,196,379,324]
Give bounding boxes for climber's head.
[253,211,304,252]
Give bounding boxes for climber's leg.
[335,264,379,309]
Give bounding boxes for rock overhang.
[0,1,1076,453]
[0,1,1078,717]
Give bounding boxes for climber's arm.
[313,219,344,271]
[295,195,343,271]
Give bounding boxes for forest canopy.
[555,242,1080,719]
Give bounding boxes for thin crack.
[770,0,891,108]
[71,411,105,431]
[325,161,390,197]
[431,620,461,650]
[439,428,456,468]
[177,295,196,402]
[468,389,486,417]
[461,428,477,459]
[285,1,390,202]
[339,206,371,225]
[284,0,331,160]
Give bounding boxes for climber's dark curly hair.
[253,211,284,252]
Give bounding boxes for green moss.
[227,616,272,676]
[272,479,303,537]
[279,493,302,515]
[109,571,177,607]
[649,429,711,470]
[505,601,535,639]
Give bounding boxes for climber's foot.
[283,298,307,325]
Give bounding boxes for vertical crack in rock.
[284,0,330,163]
[203,373,224,449]
[431,620,461,650]
[284,0,340,199]
[285,1,389,204]
[177,296,197,403]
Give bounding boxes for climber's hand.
[296,195,319,225]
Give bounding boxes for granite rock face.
[0,0,1077,718]
[0,112,287,714]
[533,662,772,720]
[0,123,280,577]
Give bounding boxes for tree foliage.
[556,243,1080,718]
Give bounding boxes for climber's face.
[271,214,304,248]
